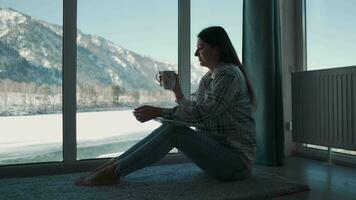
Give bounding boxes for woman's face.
[194,38,219,67]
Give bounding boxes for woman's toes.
[74,163,119,186]
[75,176,87,186]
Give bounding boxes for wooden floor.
[269,156,356,200]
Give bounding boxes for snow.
[106,68,122,85]
[97,152,123,158]
[113,44,124,54]
[76,110,160,140]
[127,53,136,64]
[0,28,8,38]
[0,8,27,37]
[77,33,82,42]
[77,33,87,48]
[41,59,51,68]
[153,63,159,70]
[90,36,102,46]
[107,41,124,54]
[38,20,63,36]
[18,48,53,69]
[0,110,161,156]
[112,55,127,68]
[18,48,31,59]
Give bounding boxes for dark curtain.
[242,0,284,166]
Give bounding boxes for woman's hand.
[133,105,163,123]
[173,74,184,101]
[172,74,181,93]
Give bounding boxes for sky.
[306,0,356,70]
[1,0,355,69]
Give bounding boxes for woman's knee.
[165,124,188,131]
[163,125,194,146]
[164,125,192,137]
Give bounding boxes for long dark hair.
[197,26,257,109]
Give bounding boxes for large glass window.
[306,0,356,70]
[0,1,63,165]
[76,0,177,160]
[190,0,243,93]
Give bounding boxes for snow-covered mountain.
[0,7,206,90]
[0,40,61,85]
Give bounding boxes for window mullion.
[63,0,77,164]
[295,0,306,71]
[178,0,191,99]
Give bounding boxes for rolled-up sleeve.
[172,72,241,123]
[162,94,197,119]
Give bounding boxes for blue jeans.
[116,124,250,181]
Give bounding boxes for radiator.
[291,66,356,151]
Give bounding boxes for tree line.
[0,79,174,116]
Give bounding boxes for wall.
[279,0,304,156]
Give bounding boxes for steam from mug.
[156,71,176,90]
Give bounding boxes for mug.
[156,71,176,90]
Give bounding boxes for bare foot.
[75,163,120,186]
[74,158,118,184]
[86,157,119,177]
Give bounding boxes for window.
[190,0,243,92]
[306,0,356,70]
[304,0,356,157]
[0,1,242,172]
[0,1,63,165]
[76,0,177,160]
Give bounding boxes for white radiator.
[291,66,356,151]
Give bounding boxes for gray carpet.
[0,163,309,200]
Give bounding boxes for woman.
[75,26,256,186]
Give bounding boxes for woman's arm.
[170,72,242,123]
[133,73,202,123]
[133,105,163,123]
[173,82,184,102]
[172,74,196,106]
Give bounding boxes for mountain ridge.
[0,7,205,91]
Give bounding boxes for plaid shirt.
[163,63,256,170]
